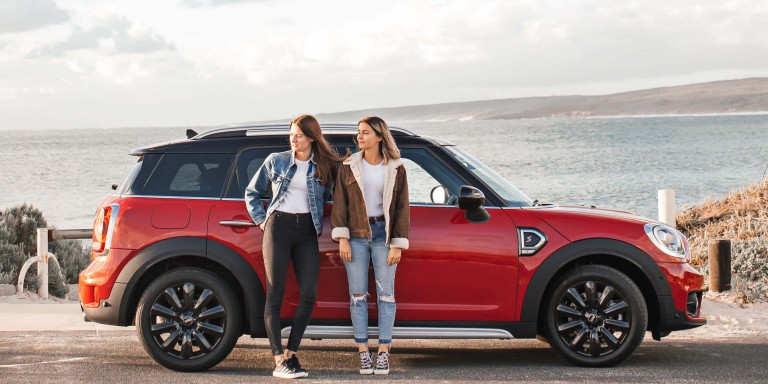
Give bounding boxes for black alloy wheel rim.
[149,282,227,360]
[554,280,632,357]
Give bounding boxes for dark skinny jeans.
[262,211,320,356]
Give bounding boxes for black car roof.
[130,123,453,155]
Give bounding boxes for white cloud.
[0,0,767,130]
[31,15,174,57]
[182,0,267,7]
[0,0,69,33]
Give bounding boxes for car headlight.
[644,223,690,261]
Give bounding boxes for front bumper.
[653,262,707,339]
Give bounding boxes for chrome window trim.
[120,194,223,201]
[219,197,506,210]
[120,195,513,211]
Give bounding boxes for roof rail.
[193,123,417,139]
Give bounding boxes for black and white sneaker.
[287,355,309,378]
[359,351,374,375]
[374,351,390,375]
[273,359,301,379]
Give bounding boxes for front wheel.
[135,267,242,371]
[544,265,648,367]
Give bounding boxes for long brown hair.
[359,116,400,163]
[291,114,345,185]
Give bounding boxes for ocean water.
[1,115,766,229]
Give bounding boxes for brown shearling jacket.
[331,151,410,249]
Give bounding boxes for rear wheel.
[544,265,647,367]
[135,267,241,371]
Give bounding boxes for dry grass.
[676,178,768,302]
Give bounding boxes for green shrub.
[0,203,91,298]
[732,239,768,286]
[51,239,91,284]
[0,242,25,285]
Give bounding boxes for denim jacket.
[245,150,328,235]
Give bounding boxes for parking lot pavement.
[1,330,767,383]
[1,303,767,383]
[0,303,134,332]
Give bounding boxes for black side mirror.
[458,185,490,223]
[111,184,118,191]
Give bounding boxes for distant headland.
[307,78,768,122]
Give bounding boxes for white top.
[362,158,385,217]
[276,158,311,213]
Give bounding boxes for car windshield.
[445,146,533,207]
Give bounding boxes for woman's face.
[290,123,314,153]
[357,122,382,152]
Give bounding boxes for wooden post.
[708,239,732,292]
[37,228,49,299]
[658,189,676,227]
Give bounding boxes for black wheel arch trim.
[108,236,265,336]
[206,239,266,337]
[520,238,672,325]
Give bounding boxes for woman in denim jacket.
[245,114,342,379]
[331,116,410,375]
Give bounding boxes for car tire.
[135,267,242,372]
[544,265,647,367]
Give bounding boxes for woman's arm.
[245,154,273,226]
[331,165,350,241]
[389,166,410,250]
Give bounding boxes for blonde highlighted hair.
[359,116,400,163]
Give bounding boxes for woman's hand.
[387,247,402,266]
[259,222,265,231]
[339,238,352,262]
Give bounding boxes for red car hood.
[522,205,657,242]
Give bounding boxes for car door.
[391,147,520,322]
[207,146,349,321]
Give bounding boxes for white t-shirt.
[362,159,385,217]
[276,158,311,213]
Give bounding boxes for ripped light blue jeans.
[344,221,397,344]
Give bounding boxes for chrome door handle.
[219,220,257,227]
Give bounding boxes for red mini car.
[80,124,705,371]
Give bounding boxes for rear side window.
[225,147,286,199]
[134,153,233,198]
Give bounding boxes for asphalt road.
[1,332,766,383]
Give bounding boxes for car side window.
[139,153,233,198]
[399,148,465,206]
[225,147,287,199]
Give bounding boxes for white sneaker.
[273,359,301,379]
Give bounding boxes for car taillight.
[92,204,119,257]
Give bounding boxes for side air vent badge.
[518,228,547,256]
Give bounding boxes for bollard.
[37,228,49,299]
[658,189,676,227]
[708,239,732,292]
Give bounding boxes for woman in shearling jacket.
[331,116,410,375]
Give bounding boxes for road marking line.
[0,357,89,368]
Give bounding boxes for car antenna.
[186,129,198,139]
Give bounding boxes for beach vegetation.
[677,178,768,302]
[0,204,90,298]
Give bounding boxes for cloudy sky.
[1,0,767,130]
